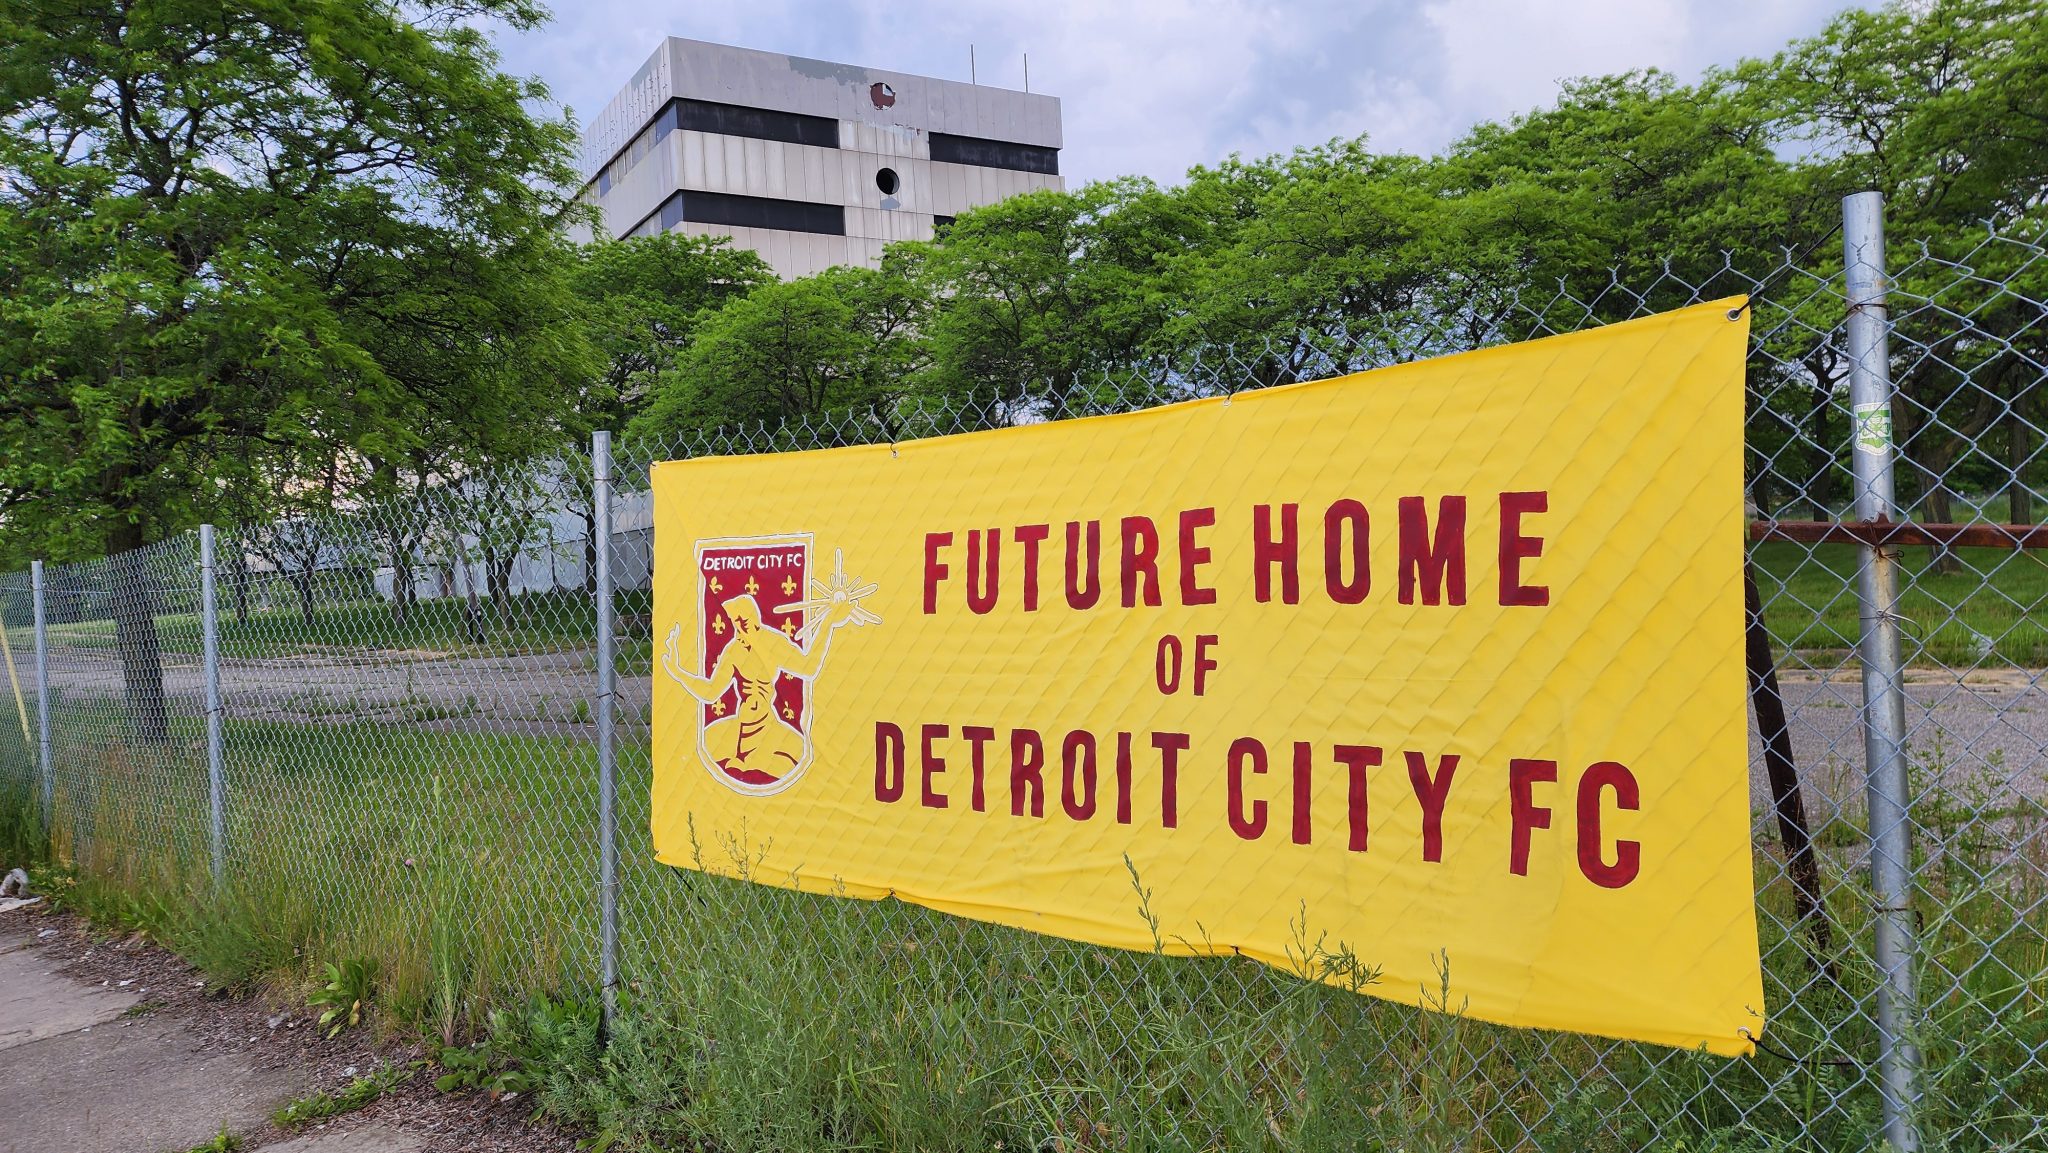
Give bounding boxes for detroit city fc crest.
[661,535,880,796]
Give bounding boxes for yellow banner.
[651,299,1763,1056]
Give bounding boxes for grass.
[182,1126,242,1153]
[5,700,2045,1152]
[1752,541,2048,666]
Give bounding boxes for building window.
[585,97,841,200]
[929,133,1059,175]
[676,100,839,149]
[876,167,900,196]
[646,190,846,237]
[933,215,956,237]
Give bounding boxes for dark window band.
[930,132,1059,175]
[645,190,846,236]
[676,99,840,149]
[589,98,841,197]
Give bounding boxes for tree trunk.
[493,555,515,630]
[457,555,487,645]
[106,523,170,744]
[1921,483,1961,574]
[2010,398,2035,527]
[291,572,318,628]
[580,505,598,596]
[1805,372,1838,517]
[229,548,251,624]
[389,548,414,627]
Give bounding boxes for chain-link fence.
[2,196,2044,1151]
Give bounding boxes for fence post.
[200,525,225,889]
[31,560,52,828]
[593,432,619,1040]
[1842,189,1921,1151]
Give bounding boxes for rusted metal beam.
[1750,520,2048,549]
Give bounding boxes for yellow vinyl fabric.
[651,298,1763,1056]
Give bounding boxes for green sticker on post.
[1854,401,1893,454]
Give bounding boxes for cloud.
[489,0,1866,186]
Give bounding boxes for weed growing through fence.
[311,958,379,1038]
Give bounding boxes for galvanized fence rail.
[1,194,2044,1152]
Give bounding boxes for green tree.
[571,233,774,436]
[633,258,933,446]
[916,180,1182,413]
[1742,0,2048,537]
[0,0,587,736]
[564,233,770,586]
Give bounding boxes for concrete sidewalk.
[0,927,420,1153]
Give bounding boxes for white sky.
[491,0,1867,186]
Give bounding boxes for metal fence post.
[1842,189,1922,1151]
[30,560,52,827]
[200,525,225,889]
[593,432,620,1039]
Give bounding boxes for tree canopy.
[0,0,592,563]
[5,0,2043,559]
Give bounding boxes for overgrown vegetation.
[311,958,379,1039]
[4,706,2042,1151]
[272,1065,414,1131]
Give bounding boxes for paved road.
[36,643,2048,811]
[39,643,651,737]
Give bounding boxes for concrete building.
[574,38,1064,278]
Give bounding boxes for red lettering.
[1064,520,1101,609]
[1061,730,1097,821]
[1406,750,1459,862]
[1290,741,1312,845]
[1121,516,1162,608]
[1498,491,1549,607]
[1323,499,1371,604]
[920,724,949,809]
[1509,758,1557,876]
[1193,634,1219,696]
[1114,731,1134,824]
[1333,744,1380,852]
[1577,761,1641,888]
[1178,507,1218,605]
[875,722,905,802]
[1153,732,1188,828]
[1228,737,1268,840]
[1253,503,1299,604]
[1154,634,1182,694]
[922,532,952,615]
[963,725,995,813]
[1015,524,1050,611]
[966,529,999,615]
[1011,729,1045,818]
[1398,496,1467,606]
